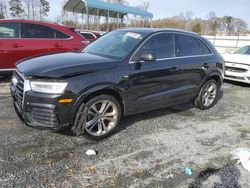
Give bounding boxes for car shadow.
[57,89,224,138]
[115,89,224,134]
[56,102,196,138]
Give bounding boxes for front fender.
[68,83,125,125]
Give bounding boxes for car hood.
[16,52,118,78]
[222,54,250,65]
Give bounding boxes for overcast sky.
[48,0,250,28]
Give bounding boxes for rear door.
[174,34,214,94]
[0,22,21,69]
[21,23,69,59]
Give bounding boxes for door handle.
[201,63,209,71]
[54,43,63,48]
[171,67,183,71]
[12,44,23,48]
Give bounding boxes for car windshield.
[234,46,250,55]
[83,30,146,60]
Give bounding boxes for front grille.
[13,71,24,108]
[27,106,59,127]
[225,66,247,73]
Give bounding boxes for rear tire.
[74,95,121,140]
[194,79,219,110]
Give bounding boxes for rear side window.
[138,33,174,59]
[55,30,70,39]
[22,23,55,38]
[81,33,96,40]
[175,34,211,57]
[0,22,20,38]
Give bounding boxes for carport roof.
[63,0,153,19]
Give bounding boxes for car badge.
[12,76,18,86]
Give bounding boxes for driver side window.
[133,33,174,61]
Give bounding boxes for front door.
[126,33,188,114]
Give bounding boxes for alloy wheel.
[202,82,217,107]
[85,100,118,136]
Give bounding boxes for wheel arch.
[74,84,126,117]
[201,70,223,89]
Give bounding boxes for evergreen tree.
[39,0,50,20]
[192,23,202,35]
[9,0,24,18]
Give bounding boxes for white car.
[222,46,250,84]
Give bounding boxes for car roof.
[0,19,71,29]
[117,28,198,36]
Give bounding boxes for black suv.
[10,28,224,139]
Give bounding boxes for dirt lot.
[0,76,250,188]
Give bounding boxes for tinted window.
[81,33,96,40]
[137,33,174,59]
[22,23,55,38]
[55,30,70,39]
[0,22,20,38]
[175,34,211,57]
[197,39,212,54]
[234,46,250,55]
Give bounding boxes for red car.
[80,31,103,42]
[0,19,89,74]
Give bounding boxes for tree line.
[0,0,50,20]
[0,0,248,36]
[151,11,248,36]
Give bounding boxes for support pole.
[134,15,137,27]
[117,12,119,29]
[121,15,124,28]
[97,9,100,31]
[150,18,153,28]
[86,7,89,30]
[107,11,110,32]
[81,12,84,30]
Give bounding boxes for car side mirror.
[139,52,156,62]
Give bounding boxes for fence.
[203,35,250,54]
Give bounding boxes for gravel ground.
[0,76,250,188]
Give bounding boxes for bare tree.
[0,0,8,19]
[233,18,248,35]
[137,1,150,11]
[207,11,220,35]
[23,0,31,19]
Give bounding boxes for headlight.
[30,81,68,94]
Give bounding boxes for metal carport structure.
[63,0,153,30]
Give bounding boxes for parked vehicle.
[0,19,88,75]
[80,30,103,42]
[223,46,250,84]
[10,28,224,140]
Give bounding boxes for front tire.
[74,95,121,140]
[194,79,219,110]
